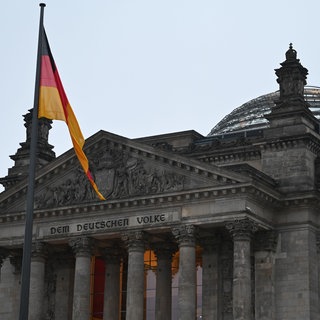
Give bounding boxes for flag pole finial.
[39,3,46,7]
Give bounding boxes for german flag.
[38,29,105,200]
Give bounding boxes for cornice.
[281,190,320,207]
[197,149,261,165]
[3,182,320,225]
[0,183,281,224]
[258,134,320,156]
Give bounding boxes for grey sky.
[1,1,320,185]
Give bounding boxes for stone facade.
[1,45,320,319]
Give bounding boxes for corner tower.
[0,109,56,190]
[261,44,320,192]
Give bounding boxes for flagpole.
[19,3,46,320]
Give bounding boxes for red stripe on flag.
[52,67,70,121]
[40,56,56,87]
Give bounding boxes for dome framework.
[208,86,320,136]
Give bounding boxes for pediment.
[0,130,249,212]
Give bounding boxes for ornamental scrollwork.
[121,231,147,251]
[69,237,94,257]
[225,218,258,241]
[172,225,197,246]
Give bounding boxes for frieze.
[34,148,185,208]
[38,210,181,239]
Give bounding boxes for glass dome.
[208,86,320,136]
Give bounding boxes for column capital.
[254,230,278,252]
[69,237,94,257]
[31,241,48,261]
[172,224,197,246]
[226,218,258,241]
[121,230,147,251]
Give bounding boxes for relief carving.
[93,148,185,199]
[35,168,95,208]
[35,147,185,208]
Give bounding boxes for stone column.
[29,242,48,320]
[200,234,221,319]
[53,251,74,320]
[0,250,21,319]
[254,230,277,320]
[153,242,177,320]
[102,246,123,320]
[121,231,147,320]
[226,218,257,320]
[172,225,197,320]
[69,237,94,320]
[121,257,128,320]
[0,247,9,278]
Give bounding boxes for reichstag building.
[1,45,320,320]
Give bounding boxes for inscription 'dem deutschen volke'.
[39,211,181,238]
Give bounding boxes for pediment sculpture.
[35,148,185,208]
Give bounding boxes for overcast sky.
[1,1,320,187]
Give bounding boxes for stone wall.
[275,226,319,320]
